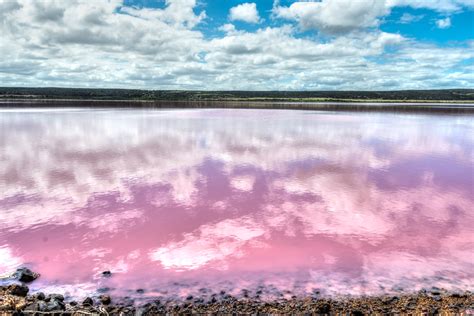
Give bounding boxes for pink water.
[0,108,473,300]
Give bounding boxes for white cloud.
[436,17,452,28]
[272,0,472,33]
[229,2,261,24]
[0,0,472,90]
[387,0,474,12]
[219,23,237,34]
[273,0,389,34]
[399,13,424,23]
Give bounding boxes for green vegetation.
[0,87,473,102]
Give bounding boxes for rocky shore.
[2,284,473,315]
[1,269,472,315]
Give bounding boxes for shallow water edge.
[1,99,474,113]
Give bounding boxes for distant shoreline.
[2,97,474,103]
[1,98,474,113]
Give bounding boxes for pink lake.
[0,108,473,301]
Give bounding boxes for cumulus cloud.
[273,0,472,33]
[229,2,261,24]
[219,23,237,34]
[436,17,452,28]
[272,0,389,34]
[0,0,472,90]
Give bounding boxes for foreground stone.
[1,284,473,315]
[14,268,39,283]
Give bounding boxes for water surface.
[0,108,473,300]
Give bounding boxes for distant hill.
[0,87,473,102]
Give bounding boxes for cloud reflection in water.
[0,108,473,298]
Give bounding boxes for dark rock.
[7,284,29,297]
[48,293,64,302]
[186,295,193,300]
[316,302,331,314]
[44,300,65,311]
[106,306,119,314]
[102,270,112,277]
[141,303,162,315]
[35,292,46,300]
[136,288,145,294]
[352,310,364,316]
[83,297,94,306]
[70,301,78,306]
[100,294,112,305]
[121,297,135,307]
[15,267,40,283]
[25,301,48,312]
[430,288,442,296]
[38,301,48,312]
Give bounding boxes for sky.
[0,0,473,90]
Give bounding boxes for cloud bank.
[0,0,473,90]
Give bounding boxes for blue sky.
[0,0,473,90]
[122,0,474,44]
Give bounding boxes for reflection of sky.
[0,109,473,298]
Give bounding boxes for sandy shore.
[1,282,473,315]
